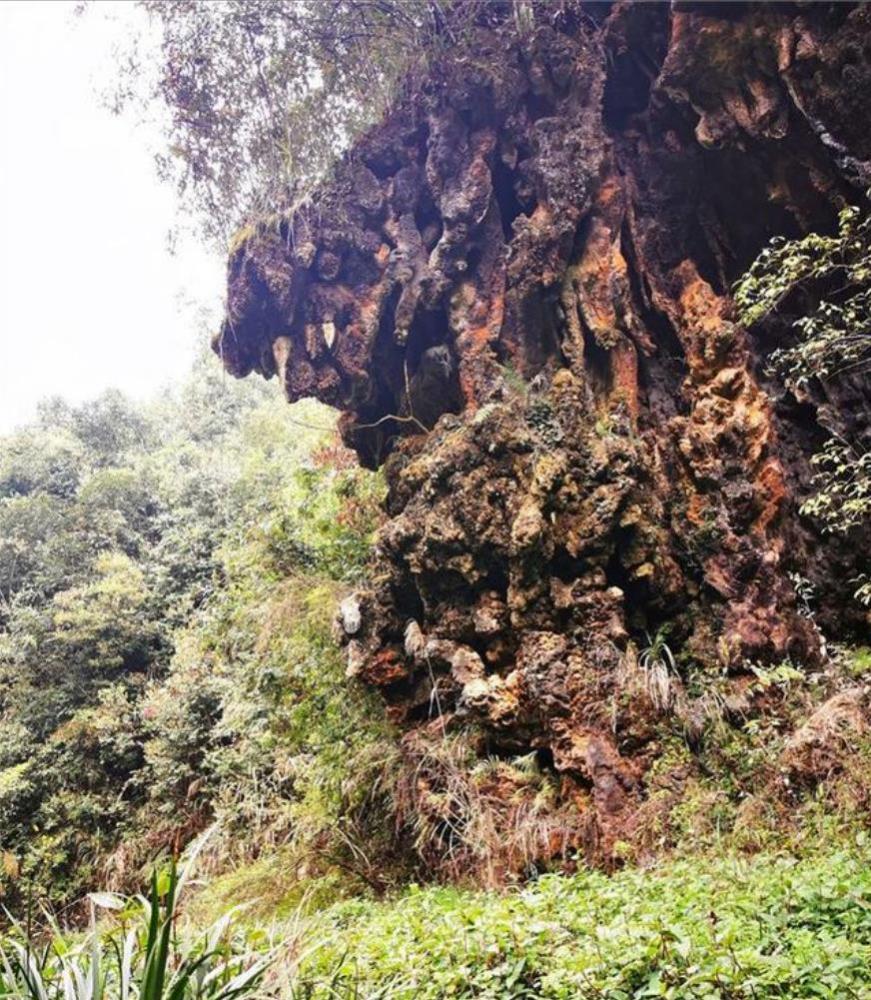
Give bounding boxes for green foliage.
[0,347,391,911]
[736,202,871,591]
[286,847,871,998]
[51,552,157,675]
[138,570,400,898]
[799,439,871,543]
[849,647,871,678]
[735,204,871,381]
[3,843,871,999]
[0,839,271,999]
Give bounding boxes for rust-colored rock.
[217,2,871,870]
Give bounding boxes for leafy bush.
[4,844,869,999]
[735,201,870,604]
[289,847,871,998]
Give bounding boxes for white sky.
[0,0,224,432]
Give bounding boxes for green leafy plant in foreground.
[3,835,871,999]
[0,839,272,1000]
[286,846,871,999]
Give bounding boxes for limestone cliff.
[216,1,871,866]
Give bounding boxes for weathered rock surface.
[217,2,871,867]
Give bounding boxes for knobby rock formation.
[217,2,871,866]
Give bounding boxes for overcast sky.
[0,1,224,432]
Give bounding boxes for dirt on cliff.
[215,1,871,874]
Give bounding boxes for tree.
[109,1,420,244]
[106,1,557,245]
[0,347,391,909]
[736,202,871,603]
[51,552,158,675]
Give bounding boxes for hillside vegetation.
[0,352,396,913]
[0,345,869,997]
[2,2,870,993]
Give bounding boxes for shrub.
[735,201,871,605]
[0,838,272,1000]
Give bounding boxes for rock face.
[217,2,871,866]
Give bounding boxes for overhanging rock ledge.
[216,1,871,866]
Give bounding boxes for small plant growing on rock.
[789,571,816,620]
[497,361,530,401]
[638,626,680,712]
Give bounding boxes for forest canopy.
[0,352,389,910]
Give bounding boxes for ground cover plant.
[283,846,871,999]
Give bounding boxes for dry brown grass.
[392,730,596,886]
[781,687,869,786]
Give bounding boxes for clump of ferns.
[497,361,531,401]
